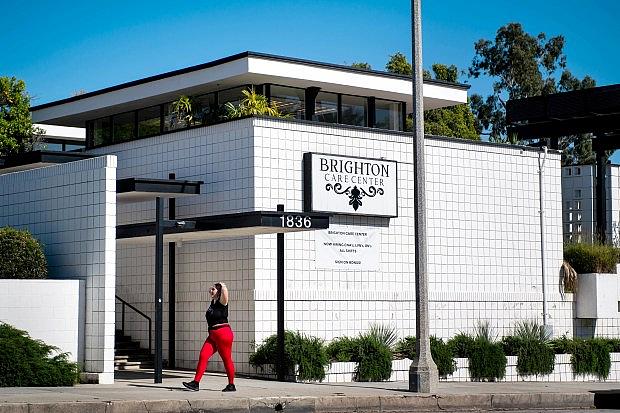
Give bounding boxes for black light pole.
[155,197,164,383]
[276,204,286,381]
[409,0,439,393]
[168,173,176,369]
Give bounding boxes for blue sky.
[3,1,618,113]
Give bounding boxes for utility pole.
[408,0,439,393]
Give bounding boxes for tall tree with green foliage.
[0,77,42,157]
[468,23,598,164]
[386,53,478,140]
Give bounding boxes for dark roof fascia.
[30,51,470,112]
[116,177,204,195]
[116,210,331,240]
[0,150,93,169]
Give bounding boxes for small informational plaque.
[315,225,380,271]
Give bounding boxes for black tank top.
[205,299,228,328]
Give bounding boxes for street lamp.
[408,0,439,393]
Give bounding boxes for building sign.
[315,225,380,270]
[303,153,397,217]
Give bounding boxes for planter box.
[576,273,620,318]
[0,279,85,362]
[250,353,620,383]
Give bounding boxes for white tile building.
[1,52,618,381]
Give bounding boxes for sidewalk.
[0,369,619,412]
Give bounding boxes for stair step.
[115,362,154,370]
[115,355,153,362]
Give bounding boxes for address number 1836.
[279,215,312,228]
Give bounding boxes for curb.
[0,393,596,413]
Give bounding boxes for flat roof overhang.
[116,178,203,203]
[507,84,620,139]
[31,51,469,127]
[0,151,93,174]
[116,211,330,244]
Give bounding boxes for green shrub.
[367,323,398,351]
[564,243,618,274]
[515,340,555,376]
[468,338,507,381]
[326,337,357,362]
[501,320,555,376]
[448,333,475,358]
[0,323,78,386]
[394,336,416,359]
[249,331,328,381]
[430,336,456,377]
[602,338,620,352]
[0,227,47,279]
[571,338,611,380]
[549,335,576,354]
[352,334,392,382]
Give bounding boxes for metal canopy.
[116,210,330,244]
[116,178,203,203]
[0,150,93,174]
[507,84,620,242]
[507,84,620,139]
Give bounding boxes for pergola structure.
[507,84,620,242]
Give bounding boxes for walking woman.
[183,282,236,392]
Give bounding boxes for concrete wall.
[0,279,85,362]
[0,156,117,383]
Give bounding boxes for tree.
[386,53,478,140]
[468,23,598,164]
[351,62,371,70]
[0,77,43,157]
[385,52,412,76]
[424,64,479,140]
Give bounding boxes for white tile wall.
[0,156,117,384]
[91,118,579,380]
[0,279,84,362]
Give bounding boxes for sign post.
[276,204,286,381]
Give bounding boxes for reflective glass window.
[375,99,403,131]
[93,117,112,146]
[113,111,135,142]
[193,93,217,125]
[313,92,338,124]
[137,105,161,137]
[218,86,248,111]
[341,95,367,127]
[270,85,305,119]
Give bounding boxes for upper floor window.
[270,85,305,119]
[138,105,161,137]
[375,99,403,131]
[341,94,367,127]
[313,92,338,124]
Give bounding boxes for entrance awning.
[116,178,203,203]
[116,210,330,243]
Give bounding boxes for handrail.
[115,295,152,355]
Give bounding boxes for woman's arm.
[219,282,229,305]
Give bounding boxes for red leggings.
[193,325,235,384]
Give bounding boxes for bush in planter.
[0,323,79,386]
[549,335,576,354]
[249,331,328,381]
[468,321,506,381]
[351,334,392,382]
[394,336,456,377]
[326,336,357,362]
[563,242,618,274]
[0,227,47,279]
[430,336,456,377]
[468,338,507,381]
[447,333,475,358]
[501,320,555,376]
[571,338,611,380]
